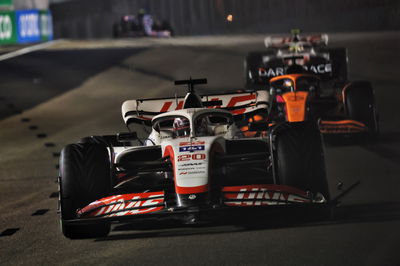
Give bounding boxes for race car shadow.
[331,201,400,224]
[94,201,400,242]
[375,131,400,145]
[323,134,368,146]
[324,130,400,147]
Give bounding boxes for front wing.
[64,184,327,225]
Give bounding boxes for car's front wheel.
[274,122,331,218]
[344,81,379,140]
[59,143,111,239]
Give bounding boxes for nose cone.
[282,91,309,122]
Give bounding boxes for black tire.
[322,47,348,81]
[344,81,379,139]
[275,122,330,201]
[60,143,111,239]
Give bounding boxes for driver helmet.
[173,117,190,137]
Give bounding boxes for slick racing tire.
[275,122,330,202]
[327,47,348,81]
[59,143,111,239]
[344,81,379,139]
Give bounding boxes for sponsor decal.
[179,141,205,146]
[0,13,12,39]
[226,95,257,114]
[0,12,16,43]
[223,185,310,206]
[179,145,205,152]
[39,10,53,41]
[0,9,55,44]
[259,67,284,78]
[16,10,41,43]
[258,63,332,78]
[180,162,203,167]
[159,100,184,112]
[177,167,195,171]
[186,171,206,175]
[304,63,332,74]
[78,192,164,217]
[177,153,206,162]
[179,141,206,152]
[158,94,256,115]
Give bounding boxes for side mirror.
[117,132,138,142]
[248,122,269,132]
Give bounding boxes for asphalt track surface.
[0,32,400,265]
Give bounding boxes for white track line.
[0,40,58,61]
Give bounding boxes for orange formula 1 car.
[261,73,379,138]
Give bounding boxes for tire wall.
[50,0,400,39]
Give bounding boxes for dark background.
[50,0,400,38]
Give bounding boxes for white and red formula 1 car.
[59,78,330,239]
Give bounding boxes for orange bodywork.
[270,73,316,84]
[270,74,316,122]
[319,119,368,134]
[281,91,309,122]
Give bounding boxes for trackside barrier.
[0,9,52,45]
[50,0,400,38]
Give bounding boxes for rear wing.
[122,91,269,126]
[264,34,328,48]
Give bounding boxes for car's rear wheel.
[327,47,348,81]
[59,143,111,239]
[274,122,330,209]
[344,81,379,139]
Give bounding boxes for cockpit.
[270,74,319,94]
[194,112,233,137]
[152,110,233,139]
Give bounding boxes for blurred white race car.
[245,29,348,87]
